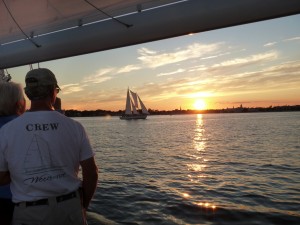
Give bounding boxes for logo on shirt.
[25,123,59,131]
[23,134,65,184]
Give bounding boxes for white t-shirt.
[0,111,94,203]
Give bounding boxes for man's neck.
[29,100,54,112]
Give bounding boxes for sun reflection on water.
[195,202,217,210]
[193,114,205,152]
[183,115,217,214]
[187,114,207,180]
[179,191,217,213]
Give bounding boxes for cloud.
[137,58,300,105]
[207,60,300,95]
[211,51,278,68]
[62,68,116,95]
[264,42,277,47]
[188,65,208,72]
[157,68,185,77]
[60,83,85,94]
[117,64,141,74]
[284,36,300,42]
[83,68,114,84]
[138,47,157,55]
[137,43,222,68]
[201,51,231,60]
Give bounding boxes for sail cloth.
[131,100,139,115]
[125,89,132,115]
[1,0,300,69]
[138,96,149,114]
[130,90,139,108]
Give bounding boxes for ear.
[50,88,57,106]
[16,100,26,115]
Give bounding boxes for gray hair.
[0,82,25,116]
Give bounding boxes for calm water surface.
[75,112,300,225]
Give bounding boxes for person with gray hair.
[0,81,26,225]
[0,68,98,225]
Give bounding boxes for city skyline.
[9,14,300,111]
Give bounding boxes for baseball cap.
[25,68,60,90]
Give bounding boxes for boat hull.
[120,114,148,120]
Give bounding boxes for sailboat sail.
[131,100,139,114]
[139,96,149,115]
[125,89,132,115]
[130,90,139,108]
[120,88,149,120]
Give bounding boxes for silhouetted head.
[24,68,60,100]
[0,81,26,116]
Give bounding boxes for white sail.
[138,95,149,114]
[131,100,138,114]
[130,90,139,108]
[125,89,132,115]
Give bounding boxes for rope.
[2,0,41,48]
[83,0,133,28]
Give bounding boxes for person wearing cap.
[0,81,26,225]
[0,68,98,225]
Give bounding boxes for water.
[75,112,300,225]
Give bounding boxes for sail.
[124,89,132,115]
[131,100,139,114]
[130,90,139,108]
[120,88,149,120]
[138,95,149,114]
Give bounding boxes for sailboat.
[120,88,150,120]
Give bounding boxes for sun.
[193,99,206,110]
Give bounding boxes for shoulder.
[0,115,20,130]
[55,113,86,131]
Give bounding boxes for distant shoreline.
[64,105,300,117]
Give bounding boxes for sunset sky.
[9,14,300,111]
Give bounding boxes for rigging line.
[5,69,11,82]
[83,0,133,28]
[2,0,41,48]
